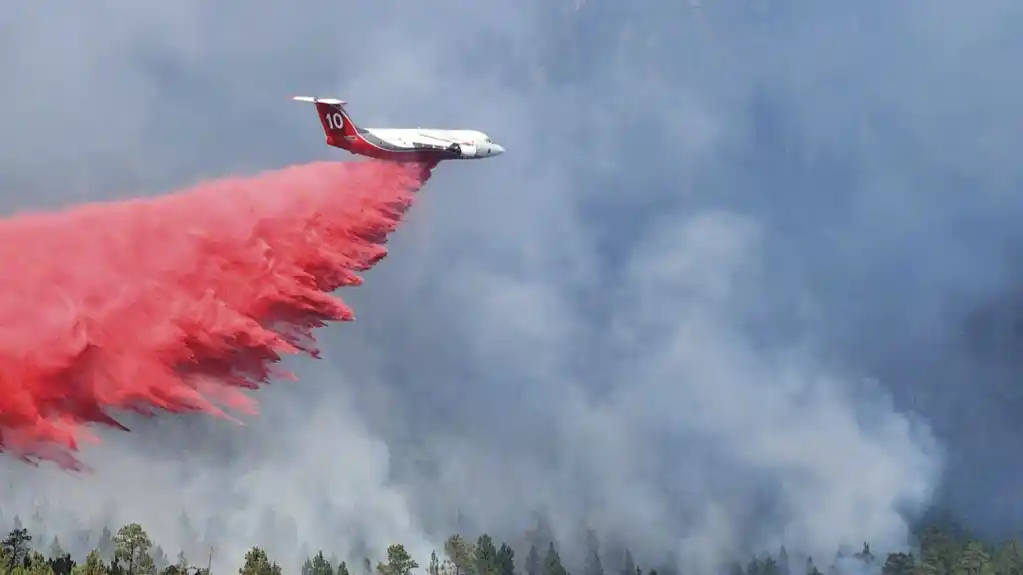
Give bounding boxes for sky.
[2,0,1023,573]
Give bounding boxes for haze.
[2,1,1021,573]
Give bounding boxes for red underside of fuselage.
[327,135,452,164]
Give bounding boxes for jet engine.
[448,143,478,158]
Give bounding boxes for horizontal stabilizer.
[292,96,347,105]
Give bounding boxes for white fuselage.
[364,128,505,159]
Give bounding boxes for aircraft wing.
[416,129,462,144]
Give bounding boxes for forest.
[0,513,1015,575]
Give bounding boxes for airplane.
[292,96,505,163]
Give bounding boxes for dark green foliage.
[302,552,334,575]
[376,544,418,575]
[474,535,499,575]
[542,543,567,575]
[239,547,282,575]
[496,544,514,575]
[2,527,31,574]
[0,513,1019,575]
[883,552,915,575]
[47,552,75,575]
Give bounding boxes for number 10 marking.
[326,112,344,130]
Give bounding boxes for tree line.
[0,515,1018,575]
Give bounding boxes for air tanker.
[293,97,505,163]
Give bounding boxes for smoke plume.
[5,0,1023,573]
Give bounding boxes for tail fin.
[292,96,360,147]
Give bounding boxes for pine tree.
[474,535,499,575]
[496,544,515,575]
[993,541,1023,575]
[377,545,419,575]
[2,527,32,574]
[97,527,115,564]
[882,553,915,575]
[855,544,876,566]
[583,532,603,575]
[445,536,474,575]
[526,545,541,575]
[113,524,154,575]
[48,537,64,561]
[542,543,567,575]
[955,541,992,575]
[310,551,334,575]
[76,551,107,575]
[239,547,282,575]
[806,557,822,575]
[778,548,791,575]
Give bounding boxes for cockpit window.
[485,137,491,143]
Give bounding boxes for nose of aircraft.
[490,143,505,155]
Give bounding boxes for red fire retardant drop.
[0,160,435,470]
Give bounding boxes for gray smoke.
[2,0,1020,573]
